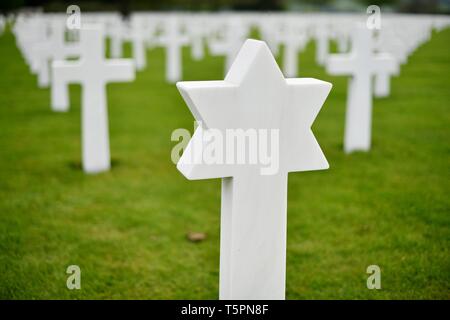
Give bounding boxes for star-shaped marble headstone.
[176,39,332,299]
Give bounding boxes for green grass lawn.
[0,26,449,299]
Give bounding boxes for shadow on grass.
[67,158,122,171]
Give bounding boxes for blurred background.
[1,0,450,14]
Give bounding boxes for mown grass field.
[0,26,449,299]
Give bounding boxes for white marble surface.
[177,39,331,299]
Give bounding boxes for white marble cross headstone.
[315,25,329,66]
[336,31,349,53]
[259,17,281,56]
[279,22,308,78]
[209,18,248,75]
[373,29,401,98]
[130,17,147,71]
[377,30,409,66]
[15,16,47,69]
[109,17,127,59]
[159,17,189,83]
[326,25,397,153]
[374,52,399,98]
[51,24,135,173]
[176,39,332,299]
[32,20,80,88]
[188,20,205,61]
[0,16,5,35]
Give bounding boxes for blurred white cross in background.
[52,24,135,173]
[326,25,397,153]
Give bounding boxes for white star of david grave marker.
[176,39,332,299]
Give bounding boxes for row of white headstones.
[14,12,450,162]
[10,12,450,299]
